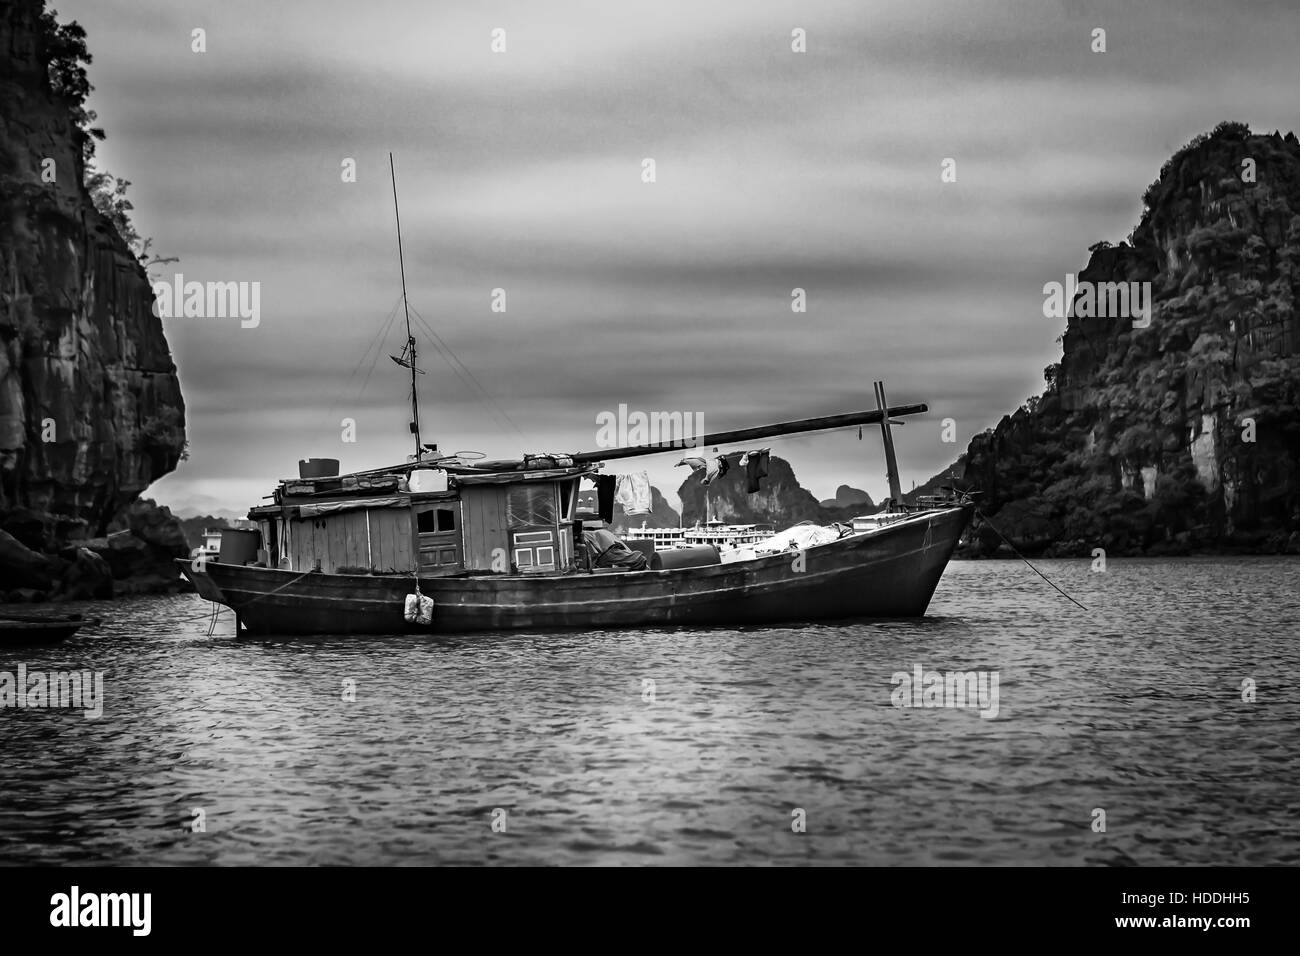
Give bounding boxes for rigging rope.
[407,304,528,441]
[331,293,405,414]
[974,506,1089,611]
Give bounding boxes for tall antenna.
[389,151,422,460]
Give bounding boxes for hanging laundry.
[593,473,617,523]
[615,471,652,515]
[679,455,728,486]
[745,448,770,493]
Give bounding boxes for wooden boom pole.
[331,401,929,478]
[542,402,927,467]
[567,402,927,464]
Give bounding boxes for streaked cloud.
[58,0,1300,514]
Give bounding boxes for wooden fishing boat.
[177,156,972,635]
[0,612,88,645]
[177,394,972,636]
[182,501,969,635]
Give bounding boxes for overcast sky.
[63,0,1299,516]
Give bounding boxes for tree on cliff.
[36,7,101,156]
[35,6,174,274]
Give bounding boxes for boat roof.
[252,458,597,518]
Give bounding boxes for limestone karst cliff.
[1,1,187,596]
[958,123,1300,556]
[677,455,875,527]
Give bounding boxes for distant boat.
[0,613,89,645]
[628,520,774,553]
[196,527,224,562]
[623,483,774,553]
[177,156,972,635]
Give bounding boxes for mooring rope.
[974,507,1089,611]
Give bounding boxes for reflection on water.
[1,557,1297,865]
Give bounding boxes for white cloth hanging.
[615,471,652,515]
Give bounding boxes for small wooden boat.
[0,612,88,645]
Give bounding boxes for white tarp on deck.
[719,524,844,563]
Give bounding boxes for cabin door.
[413,502,463,573]
[506,484,559,573]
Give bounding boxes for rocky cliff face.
[0,1,187,595]
[820,484,874,510]
[961,123,1300,556]
[610,485,681,533]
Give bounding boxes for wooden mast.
[873,381,904,505]
[389,152,422,460]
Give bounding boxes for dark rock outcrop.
[53,546,112,600]
[97,497,192,594]
[951,123,1300,556]
[0,1,186,594]
[819,484,875,510]
[610,485,681,533]
[0,526,56,589]
[677,455,857,526]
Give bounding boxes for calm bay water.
[2,557,1297,866]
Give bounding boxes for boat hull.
[0,616,85,645]
[179,506,971,635]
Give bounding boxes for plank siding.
[371,507,410,572]
[462,486,509,570]
[282,504,447,573]
[369,511,386,570]
[390,509,412,571]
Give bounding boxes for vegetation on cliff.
[36,6,169,270]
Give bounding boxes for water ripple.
[0,557,1297,864]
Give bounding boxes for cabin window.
[507,485,556,528]
[418,504,460,535]
[416,507,457,533]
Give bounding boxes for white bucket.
[408,469,448,494]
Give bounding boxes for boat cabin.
[246,460,590,577]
